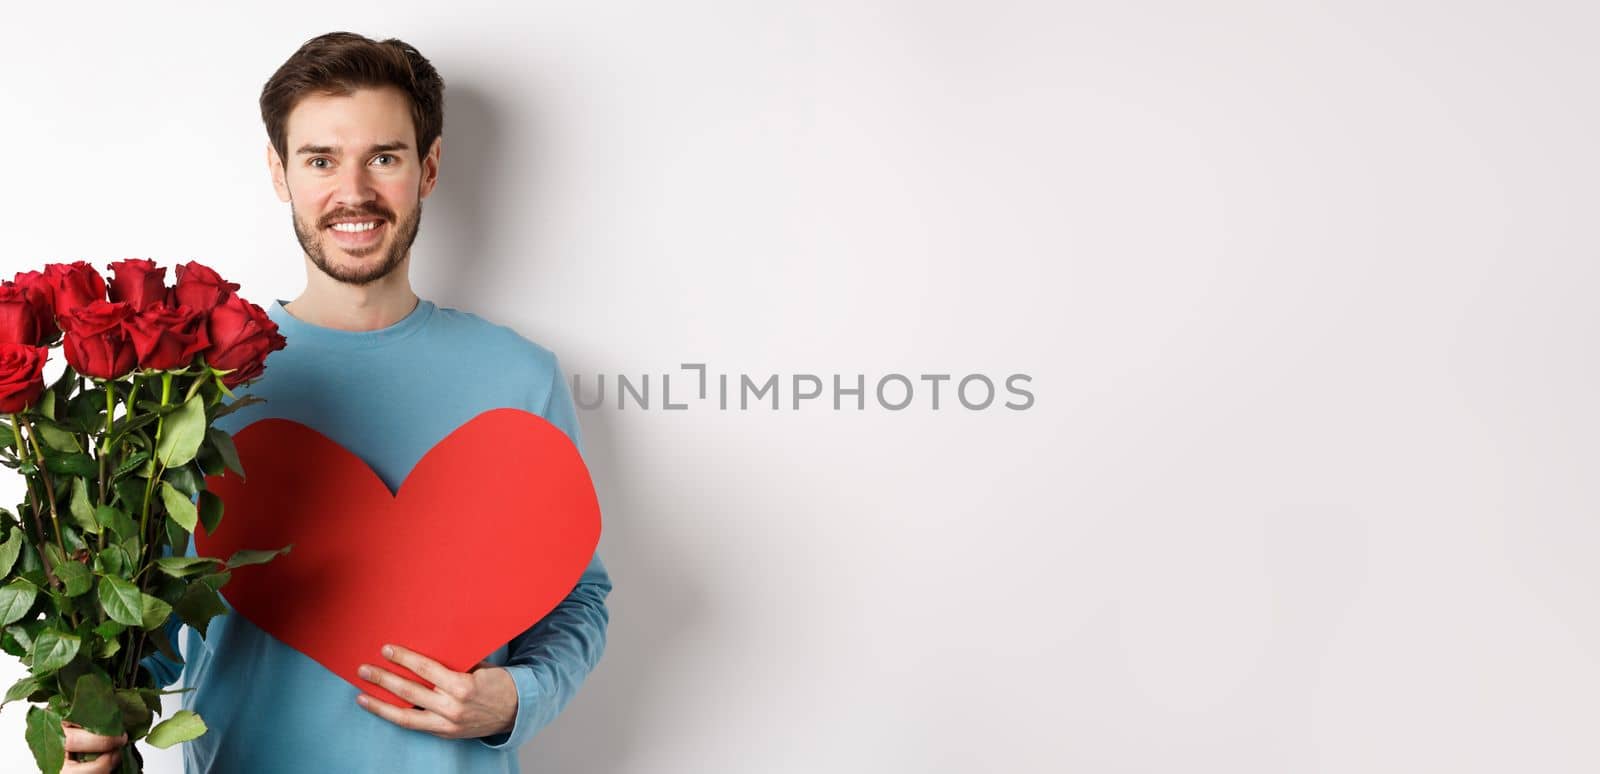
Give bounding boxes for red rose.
[43,261,107,317]
[60,301,138,380]
[171,261,240,313]
[108,258,168,312]
[0,343,49,413]
[11,271,59,342]
[124,303,210,371]
[204,293,287,387]
[0,284,39,346]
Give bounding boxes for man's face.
[269,86,440,286]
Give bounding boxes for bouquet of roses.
[0,260,288,773]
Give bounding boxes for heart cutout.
[197,407,602,707]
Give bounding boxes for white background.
[1,1,1597,771]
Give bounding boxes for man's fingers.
[62,748,121,774]
[357,662,453,714]
[355,692,452,735]
[62,725,128,753]
[381,643,469,696]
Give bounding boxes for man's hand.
[355,643,519,740]
[61,720,126,773]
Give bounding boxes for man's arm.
[476,551,612,749]
[477,356,613,749]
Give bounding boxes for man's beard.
[291,200,423,287]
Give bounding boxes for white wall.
[2,1,1598,771]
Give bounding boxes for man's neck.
[284,257,421,332]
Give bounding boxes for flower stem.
[93,381,115,554]
[17,416,66,552]
[9,415,57,585]
[136,373,173,564]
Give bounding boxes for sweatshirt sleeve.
[477,356,613,750]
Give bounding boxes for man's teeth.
[330,221,380,232]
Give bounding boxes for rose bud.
[124,303,210,371]
[204,293,287,387]
[0,284,39,346]
[42,261,107,317]
[11,271,59,343]
[60,300,138,380]
[171,261,241,313]
[0,342,49,414]
[108,258,169,312]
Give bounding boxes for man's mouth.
[324,219,387,248]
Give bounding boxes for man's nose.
[331,162,376,206]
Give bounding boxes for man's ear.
[267,141,291,203]
[418,135,442,200]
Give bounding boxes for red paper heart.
[197,407,602,707]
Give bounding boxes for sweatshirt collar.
[267,297,435,350]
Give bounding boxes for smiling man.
[60,31,613,774]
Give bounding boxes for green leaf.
[53,656,91,707]
[113,477,147,514]
[44,544,68,571]
[36,389,58,421]
[113,689,154,740]
[97,575,143,627]
[162,463,204,497]
[119,536,142,570]
[226,545,291,569]
[0,526,24,578]
[97,504,137,542]
[0,629,24,659]
[207,428,245,479]
[166,518,190,555]
[160,482,197,532]
[146,709,207,749]
[195,440,224,476]
[30,628,80,674]
[94,546,131,578]
[0,578,38,626]
[155,394,205,467]
[113,449,152,479]
[7,620,42,652]
[198,491,224,535]
[67,477,100,536]
[108,412,159,446]
[32,418,81,454]
[67,387,107,427]
[174,582,228,637]
[155,556,223,578]
[25,705,66,774]
[140,592,173,631]
[2,674,41,708]
[135,398,185,415]
[93,620,126,639]
[198,570,231,592]
[66,673,123,737]
[42,452,96,477]
[54,561,91,597]
[211,394,263,420]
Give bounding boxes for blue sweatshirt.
[141,297,613,773]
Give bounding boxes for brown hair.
[259,31,445,165]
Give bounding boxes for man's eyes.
[307,155,399,169]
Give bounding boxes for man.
[61,31,613,773]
